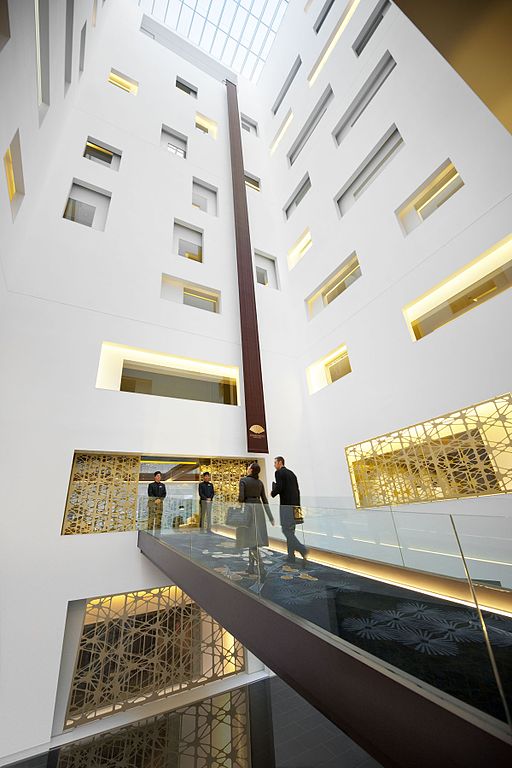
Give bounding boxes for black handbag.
[226,506,251,527]
[293,506,304,524]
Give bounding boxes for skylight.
[138,0,289,81]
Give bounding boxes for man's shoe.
[301,549,309,568]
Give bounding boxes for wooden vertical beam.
[226,79,269,453]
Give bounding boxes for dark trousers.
[281,506,306,561]
[200,500,212,531]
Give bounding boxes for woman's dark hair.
[248,462,261,478]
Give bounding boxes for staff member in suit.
[147,471,166,530]
[198,472,215,532]
[271,456,308,565]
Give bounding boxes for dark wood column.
[226,79,268,453]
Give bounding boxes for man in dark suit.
[147,471,166,530]
[198,471,215,532]
[271,456,308,565]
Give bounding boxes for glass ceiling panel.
[138,0,290,81]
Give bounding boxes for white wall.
[1,0,511,759]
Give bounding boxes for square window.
[176,76,197,97]
[63,179,111,230]
[84,137,122,170]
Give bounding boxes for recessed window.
[195,113,217,139]
[3,130,25,218]
[306,253,361,318]
[34,0,50,115]
[63,180,111,230]
[65,0,74,87]
[352,0,391,57]
[288,228,312,270]
[288,85,334,166]
[176,76,197,97]
[83,137,122,170]
[255,252,279,289]
[396,160,464,235]
[192,178,218,215]
[0,0,11,51]
[270,109,293,155]
[335,125,403,216]
[161,274,220,313]
[272,56,301,116]
[307,344,351,394]
[241,114,258,135]
[174,221,203,262]
[314,0,336,33]
[161,125,187,158]
[284,174,311,219]
[403,234,512,341]
[333,51,396,145]
[108,68,138,94]
[79,22,86,74]
[244,173,260,192]
[308,0,362,86]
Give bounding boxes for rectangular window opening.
[34,0,50,114]
[308,0,362,86]
[288,228,312,270]
[403,234,512,341]
[0,0,11,51]
[161,125,187,158]
[284,174,311,219]
[288,85,334,166]
[396,159,464,235]
[3,130,25,218]
[314,0,336,34]
[333,51,396,145]
[79,22,86,74]
[108,68,138,95]
[176,76,197,98]
[241,114,258,135]
[272,56,301,116]
[255,252,279,289]
[270,109,294,155]
[63,179,111,231]
[306,252,361,318]
[174,221,203,263]
[307,344,351,393]
[244,173,260,192]
[83,137,122,170]
[192,179,218,215]
[161,274,220,313]
[65,0,74,87]
[195,113,218,139]
[335,124,403,216]
[352,0,391,57]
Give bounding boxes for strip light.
[270,109,294,155]
[3,147,15,201]
[308,0,362,86]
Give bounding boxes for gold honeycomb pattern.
[345,393,512,507]
[65,586,245,729]
[62,453,140,535]
[201,457,250,504]
[58,687,250,767]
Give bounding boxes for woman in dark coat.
[238,463,275,576]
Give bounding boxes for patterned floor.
[159,530,512,723]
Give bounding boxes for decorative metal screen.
[65,587,245,729]
[346,393,512,507]
[200,457,251,504]
[63,453,140,535]
[58,687,250,767]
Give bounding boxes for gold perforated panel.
[62,453,140,535]
[346,393,512,507]
[58,687,250,767]
[200,457,251,503]
[65,587,245,729]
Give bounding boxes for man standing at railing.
[147,471,166,531]
[271,456,308,566]
[198,471,215,533]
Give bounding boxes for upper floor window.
[176,76,197,98]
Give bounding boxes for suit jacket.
[148,481,166,498]
[271,466,300,506]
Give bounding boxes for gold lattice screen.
[65,586,245,729]
[58,687,250,767]
[200,457,251,504]
[345,393,512,507]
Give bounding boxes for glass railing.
[140,497,512,732]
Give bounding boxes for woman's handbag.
[293,506,304,524]
[226,506,251,527]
